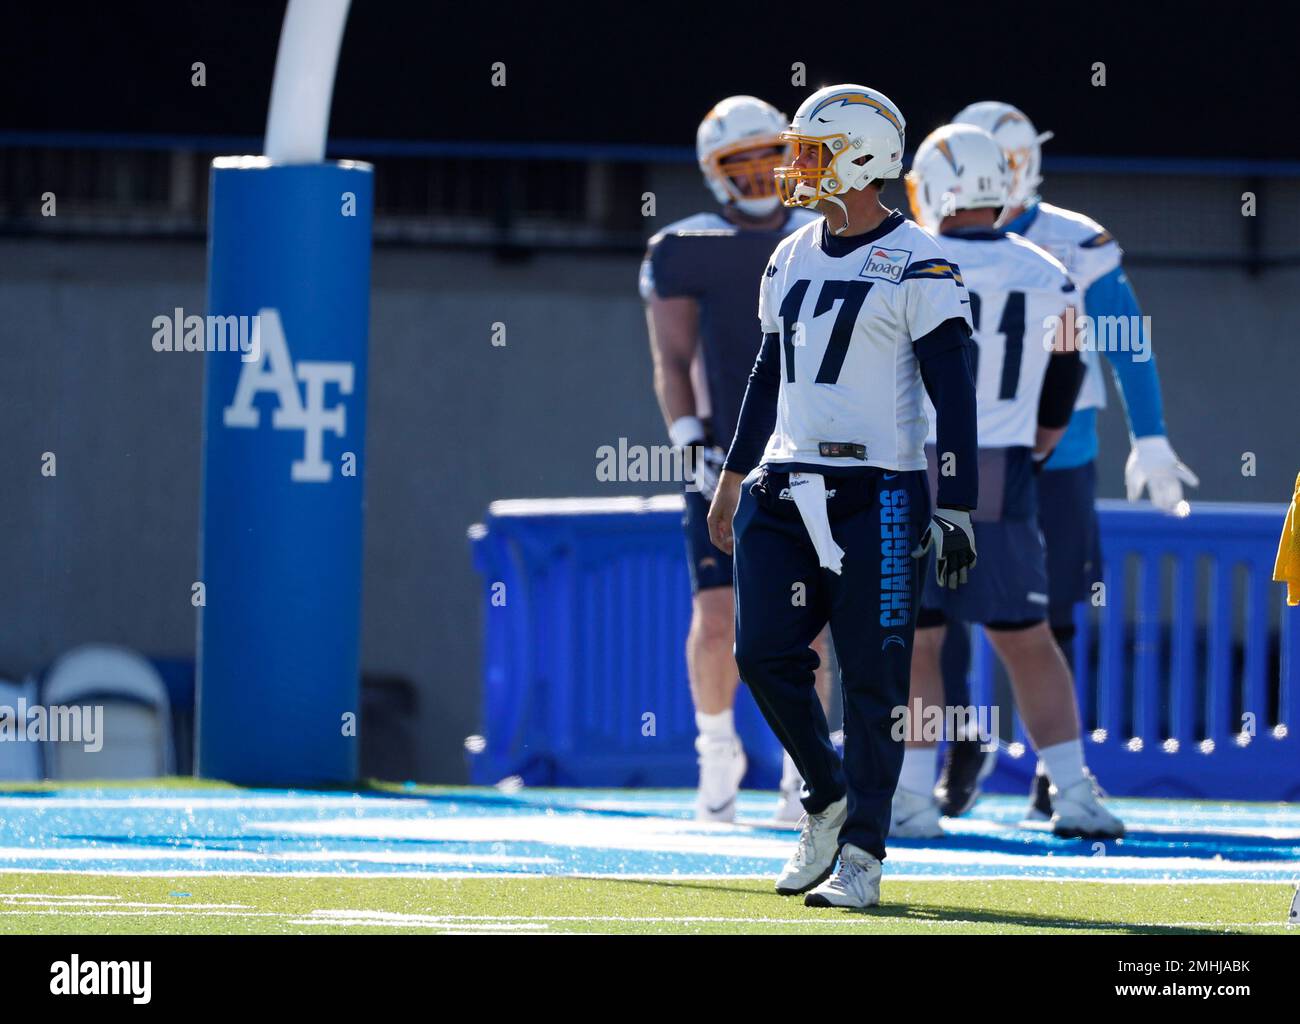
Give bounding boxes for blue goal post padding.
[197,159,373,786]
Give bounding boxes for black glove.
[911,507,977,589]
[692,444,727,501]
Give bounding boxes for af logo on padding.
[222,308,353,482]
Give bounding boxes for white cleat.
[694,736,747,823]
[774,751,805,823]
[775,795,847,895]
[1050,776,1126,839]
[889,786,944,838]
[804,843,882,909]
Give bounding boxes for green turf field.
[4,780,1298,935]
[1,873,1293,935]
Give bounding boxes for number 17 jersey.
[757,211,972,472]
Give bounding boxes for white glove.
[1125,435,1199,512]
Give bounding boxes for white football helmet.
[952,100,1054,209]
[696,96,789,217]
[906,123,1011,234]
[774,84,906,228]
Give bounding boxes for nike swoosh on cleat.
[706,797,736,816]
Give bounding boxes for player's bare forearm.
[706,470,744,555]
[652,354,696,428]
[645,295,700,428]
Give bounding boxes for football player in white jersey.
[706,85,979,908]
[933,101,1197,821]
[640,96,828,823]
[897,124,1124,840]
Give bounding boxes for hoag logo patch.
[860,246,911,283]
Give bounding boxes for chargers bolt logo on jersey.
[860,247,911,284]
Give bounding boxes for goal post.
[197,0,372,785]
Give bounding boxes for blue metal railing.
[975,501,1298,799]
[470,498,1299,799]
[6,132,1300,177]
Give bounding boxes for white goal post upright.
[264,0,352,163]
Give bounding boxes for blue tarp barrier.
[470,497,1299,800]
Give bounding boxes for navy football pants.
[940,460,1101,706]
[732,466,930,860]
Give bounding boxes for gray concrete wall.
[3,180,1297,782]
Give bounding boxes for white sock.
[780,750,803,791]
[1039,739,1084,791]
[695,709,735,743]
[899,746,937,795]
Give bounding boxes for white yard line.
[288,917,549,931]
[297,910,1299,927]
[0,847,557,867]
[5,908,1273,930]
[1,867,1295,885]
[0,909,281,918]
[0,796,421,810]
[1,898,253,910]
[2,909,1284,930]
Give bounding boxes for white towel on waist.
[788,471,845,575]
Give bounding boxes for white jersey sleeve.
[897,250,975,341]
[1022,202,1121,292]
[1021,202,1123,409]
